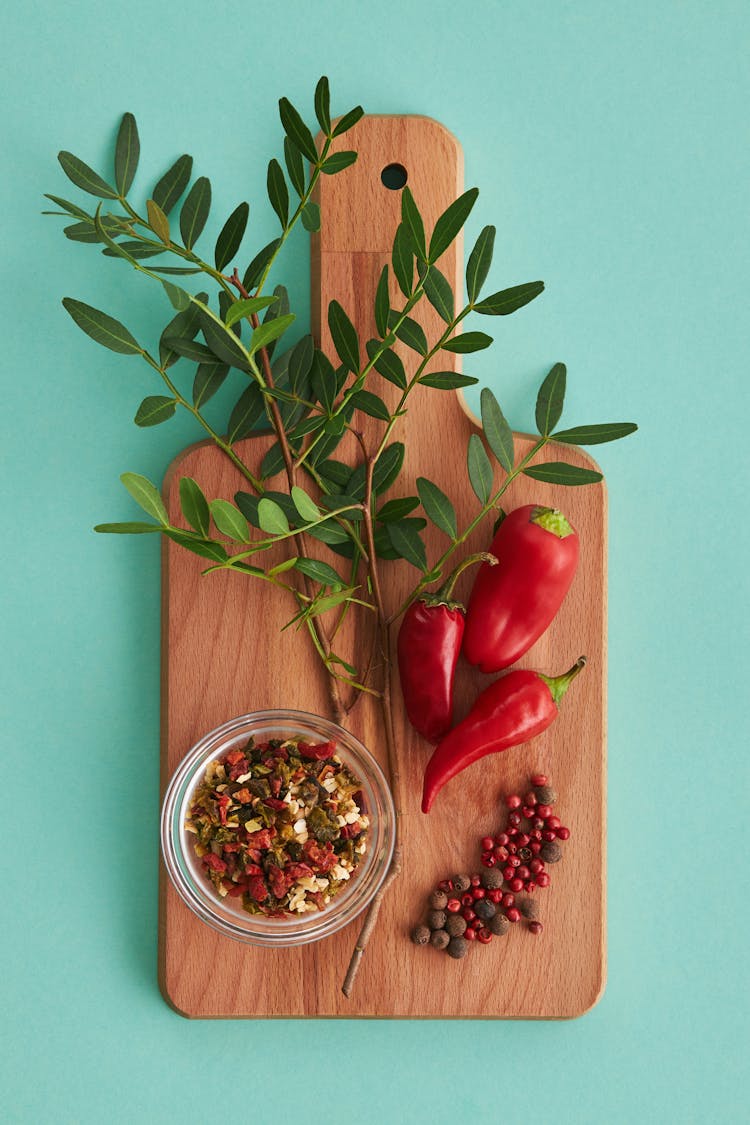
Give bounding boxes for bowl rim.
[160,708,396,947]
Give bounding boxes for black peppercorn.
[489,912,510,936]
[540,841,563,864]
[427,909,447,931]
[474,899,497,922]
[534,784,557,805]
[447,936,469,959]
[430,928,450,950]
[452,874,471,893]
[429,889,448,911]
[445,914,467,937]
[480,868,503,890]
[411,924,431,945]
[517,895,540,920]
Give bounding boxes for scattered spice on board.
[410,775,570,956]
[186,736,368,916]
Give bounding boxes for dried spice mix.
[186,736,369,915]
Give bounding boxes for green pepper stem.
[539,656,587,705]
[432,551,498,605]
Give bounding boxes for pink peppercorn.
[536,872,551,888]
[506,908,521,923]
[446,898,461,913]
[557,827,571,841]
[505,794,522,810]
[477,928,492,944]
[528,921,543,935]
[531,774,548,786]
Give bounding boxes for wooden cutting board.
[158,115,606,1019]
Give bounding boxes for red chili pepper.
[463,505,579,673]
[421,658,586,812]
[398,553,497,742]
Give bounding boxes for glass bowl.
[160,709,396,947]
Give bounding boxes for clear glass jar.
[160,709,396,947]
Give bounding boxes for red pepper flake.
[263,797,287,811]
[246,875,269,903]
[298,740,336,760]
[202,853,227,873]
[225,749,245,766]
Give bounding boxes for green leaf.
[301,200,320,232]
[374,442,405,494]
[310,350,337,413]
[417,477,457,538]
[114,112,139,196]
[224,295,277,329]
[43,194,91,220]
[268,556,298,577]
[121,471,169,524]
[466,225,495,302]
[179,477,210,536]
[552,422,638,445]
[152,154,193,214]
[179,176,211,249]
[351,389,390,420]
[134,395,176,427]
[149,265,202,276]
[321,493,362,519]
[480,387,514,472]
[234,491,260,527]
[249,313,295,357]
[419,371,478,390]
[314,76,332,135]
[535,362,567,436]
[374,266,390,338]
[159,293,206,368]
[328,300,360,373]
[523,462,603,486]
[428,187,478,263]
[102,239,165,259]
[289,334,315,393]
[376,496,420,522]
[423,265,454,323]
[392,314,427,356]
[267,159,289,228]
[374,519,426,560]
[291,485,320,523]
[162,280,191,311]
[258,497,290,534]
[391,223,414,297]
[58,151,118,199]
[365,340,407,389]
[474,281,544,315]
[386,521,427,571]
[284,137,306,197]
[279,96,319,163]
[162,335,216,363]
[400,187,426,259]
[442,331,492,354]
[146,198,170,243]
[227,383,264,442]
[193,362,229,408]
[94,521,161,534]
[261,442,286,479]
[62,298,141,355]
[305,518,352,548]
[210,499,250,542]
[196,302,252,371]
[321,151,357,174]
[332,106,364,136]
[214,201,249,270]
[163,529,228,563]
[317,459,352,491]
[243,238,281,290]
[467,434,493,504]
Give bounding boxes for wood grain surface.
[159,115,606,1019]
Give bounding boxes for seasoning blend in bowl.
[161,710,396,948]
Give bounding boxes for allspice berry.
[411,924,430,945]
[430,928,450,951]
[480,868,503,890]
[445,914,467,937]
[534,784,557,805]
[540,841,563,864]
[429,889,448,911]
[517,895,541,921]
[474,899,497,922]
[452,874,471,894]
[427,909,447,931]
[489,912,510,936]
[446,936,469,959]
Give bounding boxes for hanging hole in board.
[381,163,408,190]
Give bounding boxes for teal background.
[2,1,747,1121]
